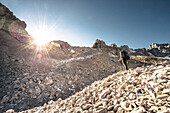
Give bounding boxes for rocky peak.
[92,39,108,48]
[0,3,16,19]
[50,40,71,48]
[147,43,170,57]
[110,43,117,48]
[148,43,170,50]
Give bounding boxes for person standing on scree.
[118,50,129,70]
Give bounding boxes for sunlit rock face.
[0,3,28,38]
[50,40,71,48]
[147,43,170,57]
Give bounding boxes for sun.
[26,17,63,49]
[31,26,52,45]
[32,29,50,45]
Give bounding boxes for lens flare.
[32,26,52,46]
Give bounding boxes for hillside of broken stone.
[0,29,145,112]
[0,2,170,112]
[7,63,170,113]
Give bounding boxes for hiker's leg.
[122,60,126,70]
[124,60,128,70]
[122,59,128,70]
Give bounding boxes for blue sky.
[0,0,170,49]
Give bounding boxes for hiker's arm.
[118,52,122,62]
[118,57,122,62]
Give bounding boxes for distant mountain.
[92,39,170,58]
[148,43,170,57]
[0,2,169,112]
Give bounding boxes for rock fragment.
[162,89,170,94]
[157,94,169,99]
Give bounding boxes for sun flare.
[32,27,52,45]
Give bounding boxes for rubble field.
[6,63,170,113]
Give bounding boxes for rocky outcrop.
[10,63,169,113]
[147,43,170,57]
[148,43,170,50]
[110,43,117,48]
[92,39,108,48]
[0,2,28,38]
[50,40,71,48]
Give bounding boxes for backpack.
[122,51,130,60]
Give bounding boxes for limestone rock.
[95,108,107,113]
[157,94,169,99]
[102,81,112,87]
[75,107,82,113]
[149,106,159,112]
[162,89,170,94]
[114,104,121,111]
[45,77,53,85]
[99,89,111,99]
[82,104,92,110]
[5,109,15,113]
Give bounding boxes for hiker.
[118,50,130,70]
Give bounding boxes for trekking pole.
[143,59,146,68]
[143,59,146,71]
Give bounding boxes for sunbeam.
[31,24,55,46]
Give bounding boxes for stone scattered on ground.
[7,64,169,113]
